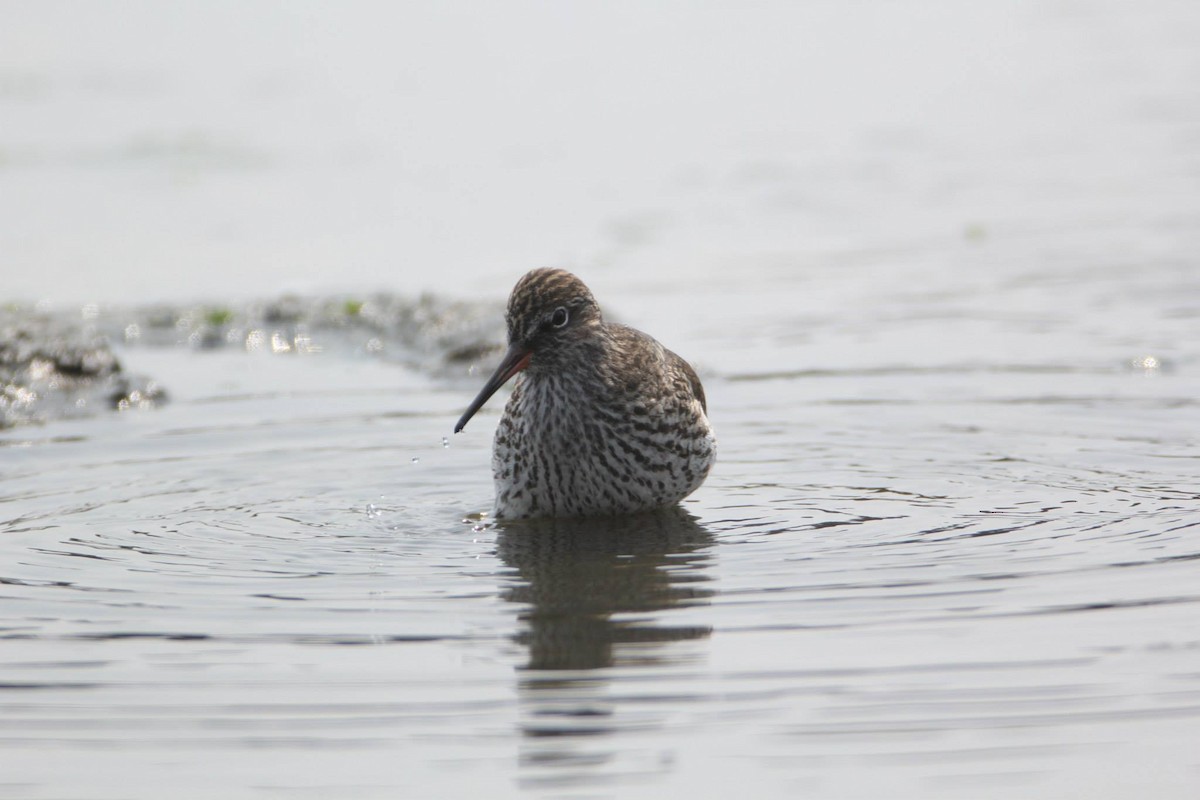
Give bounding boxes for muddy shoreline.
[1,292,503,428]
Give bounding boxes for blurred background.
[5,0,1196,311]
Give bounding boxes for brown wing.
[667,348,707,415]
[606,323,707,415]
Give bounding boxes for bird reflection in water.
[496,505,715,775]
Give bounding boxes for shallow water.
[3,296,1198,799]
[4,1,1200,798]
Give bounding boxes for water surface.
[3,1,1200,798]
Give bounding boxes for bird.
[454,268,716,519]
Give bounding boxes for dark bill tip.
[453,344,532,433]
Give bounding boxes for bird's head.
[454,268,602,433]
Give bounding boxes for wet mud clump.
[0,314,166,429]
[1,290,506,429]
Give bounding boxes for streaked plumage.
[455,268,715,519]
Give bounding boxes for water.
[3,1,1200,797]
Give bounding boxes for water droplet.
[410,457,420,464]
[441,437,450,448]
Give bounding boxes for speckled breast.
[490,373,716,519]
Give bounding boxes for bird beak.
[454,343,532,433]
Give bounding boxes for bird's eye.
[551,307,569,328]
